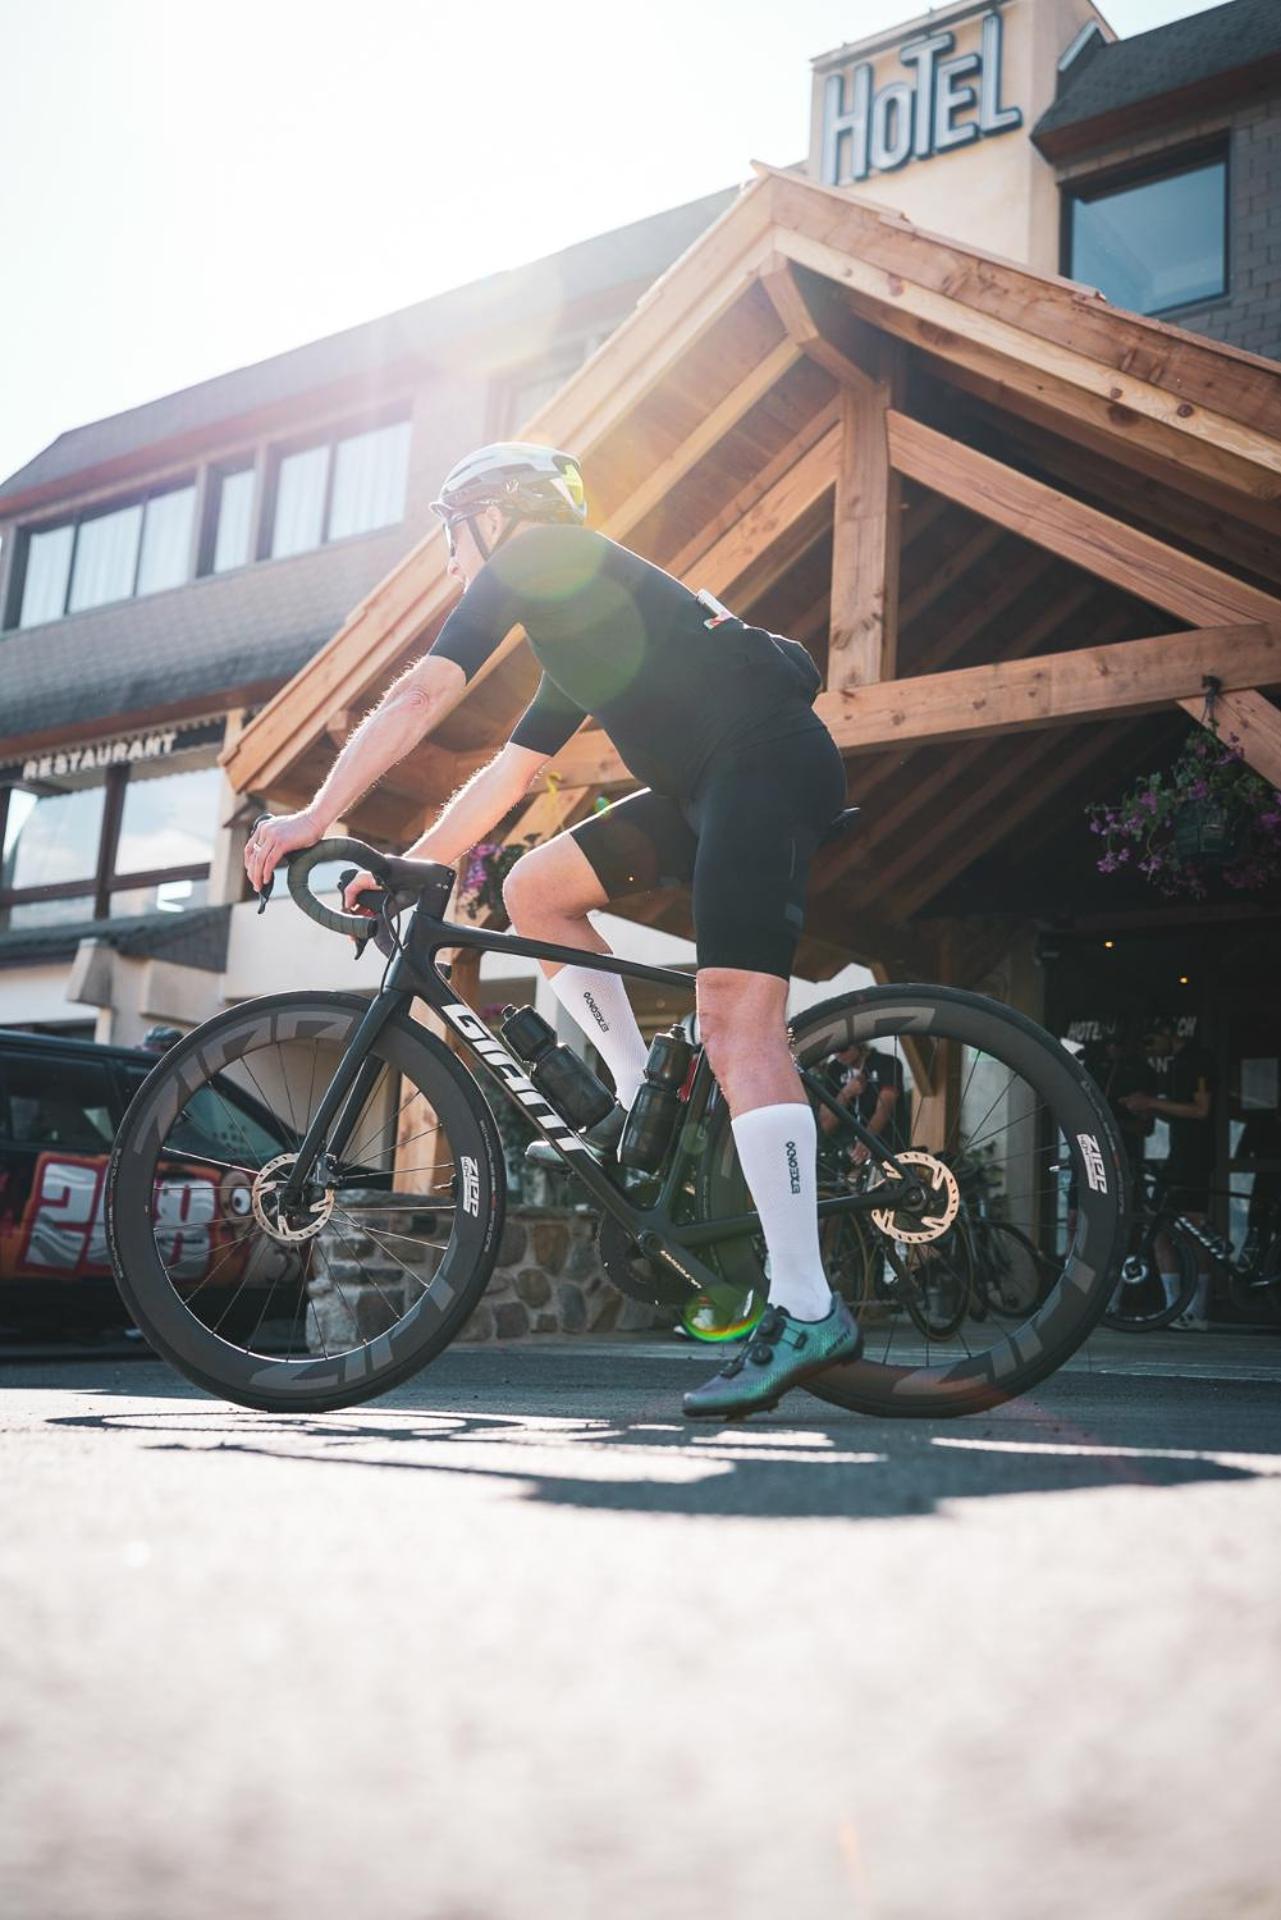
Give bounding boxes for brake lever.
[337,866,384,960]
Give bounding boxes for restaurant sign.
[820,6,1022,187]
[7,721,223,786]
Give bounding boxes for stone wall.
[457,1209,674,1342]
[308,1202,672,1353]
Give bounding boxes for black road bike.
[106,840,1128,1418]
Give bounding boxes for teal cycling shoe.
[682,1295,863,1420]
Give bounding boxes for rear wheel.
[106,992,504,1412]
[697,984,1127,1419]
[1100,1211,1197,1331]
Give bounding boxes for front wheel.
[106,992,505,1412]
[698,984,1128,1419]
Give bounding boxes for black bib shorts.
[568,712,846,980]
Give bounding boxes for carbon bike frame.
[277,895,921,1302]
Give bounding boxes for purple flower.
[1140,791,1159,813]
[1188,778,1209,800]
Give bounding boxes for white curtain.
[212,469,255,573]
[137,486,196,596]
[68,503,142,612]
[19,524,75,627]
[328,421,411,540]
[271,445,329,558]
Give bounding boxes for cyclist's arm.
[404,742,552,866]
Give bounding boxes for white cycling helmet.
[431,441,587,531]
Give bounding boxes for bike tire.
[106,991,505,1413]
[1100,1212,1197,1331]
[697,984,1127,1419]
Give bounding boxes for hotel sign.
[820,7,1022,187]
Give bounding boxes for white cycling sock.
[1160,1271,1182,1309]
[732,1102,833,1322]
[547,964,649,1111]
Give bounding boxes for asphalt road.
[2,1334,1279,1920]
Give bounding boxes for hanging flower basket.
[1170,798,1247,865]
[1087,706,1281,900]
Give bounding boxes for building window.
[495,338,606,436]
[1065,149,1228,318]
[210,467,256,573]
[0,731,221,932]
[15,480,197,628]
[267,416,410,560]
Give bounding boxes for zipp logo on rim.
[785,1140,801,1194]
[460,1156,480,1217]
[1077,1133,1109,1195]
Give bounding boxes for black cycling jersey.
[429,523,820,798]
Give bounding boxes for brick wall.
[1057,96,1281,364]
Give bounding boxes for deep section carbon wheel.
[106,992,504,1412]
[698,984,1127,1419]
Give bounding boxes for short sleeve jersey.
[428,524,818,799]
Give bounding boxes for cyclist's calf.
[697,968,799,1117]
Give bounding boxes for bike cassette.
[252,1152,336,1243]
[867,1151,959,1245]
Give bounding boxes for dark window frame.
[1060,137,1231,320]
[0,744,220,928]
[5,473,200,631]
[197,460,258,578]
[258,404,412,563]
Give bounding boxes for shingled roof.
[0,187,735,508]
[1034,0,1281,154]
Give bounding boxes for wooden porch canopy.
[223,166,1281,974]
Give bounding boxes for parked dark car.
[0,1028,296,1332]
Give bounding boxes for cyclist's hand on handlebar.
[341,869,382,917]
[244,809,323,895]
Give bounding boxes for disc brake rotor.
[252,1152,335,1243]
[868,1150,960,1245]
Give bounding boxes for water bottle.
[500,1006,615,1130]
[619,1025,694,1171]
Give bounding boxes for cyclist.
[245,442,862,1417]
[1120,1011,1217,1330]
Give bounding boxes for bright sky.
[0,0,1228,486]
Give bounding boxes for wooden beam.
[771,224,1281,513]
[887,413,1281,631]
[828,339,904,688]
[225,187,778,799]
[1178,688,1281,790]
[539,622,1281,793]
[763,173,1281,462]
[758,255,880,398]
[678,422,839,603]
[815,593,1126,892]
[935,358,1281,547]
[605,337,800,542]
[664,399,838,582]
[824,622,1281,753]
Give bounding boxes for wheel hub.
[251,1152,335,1243]
[867,1151,960,1245]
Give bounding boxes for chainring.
[597,1214,691,1306]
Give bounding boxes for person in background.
[815,1038,903,1169]
[1121,1013,1217,1331]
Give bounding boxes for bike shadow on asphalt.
[39,1360,1281,1524]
